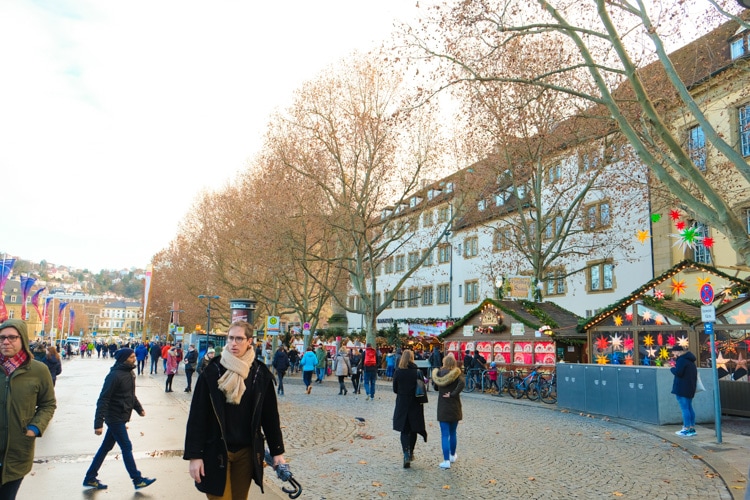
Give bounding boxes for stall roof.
[440,298,583,339]
[582,260,749,330]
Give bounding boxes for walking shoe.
[439,460,451,469]
[133,477,156,490]
[675,428,691,436]
[685,428,697,436]
[83,478,108,490]
[306,386,312,394]
[449,453,457,463]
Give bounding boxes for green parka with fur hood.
[431,367,464,422]
[0,319,57,485]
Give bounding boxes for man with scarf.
[0,319,56,499]
[83,348,156,491]
[184,321,285,499]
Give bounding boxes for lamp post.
[495,276,504,300]
[198,295,220,346]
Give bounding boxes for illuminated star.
[669,210,681,221]
[643,334,654,346]
[626,312,633,322]
[696,276,711,291]
[596,354,609,365]
[624,353,633,364]
[676,220,686,231]
[595,336,610,350]
[735,354,747,371]
[729,309,750,324]
[636,230,650,244]
[655,315,665,325]
[716,352,729,371]
[659,347,670,360]
[646,346,657,357]
[642,310,653,322]
[670,226,701,253]
[702,237,715,249]
[651,213,662,223]
[614,315,623,326]
[667,335,676,347]
[658,333,664,346]
[610,333,623,349]
[677,336,689,348]
[654,289,665,300]
[671,279,687,296]
[623,336,634,351]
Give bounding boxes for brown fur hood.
[432,367,462,387]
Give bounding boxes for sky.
[0,0,430,273]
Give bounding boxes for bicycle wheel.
[463,375,475,393]
[526,380,540,401]
[507,376,525,399]
[540,380,557,404]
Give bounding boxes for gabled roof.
[582,260,750,330]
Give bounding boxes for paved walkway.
[21,358,750,499]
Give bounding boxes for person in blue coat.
[134,343,149,376]
[670,345,697,437]
[299,346,318,394]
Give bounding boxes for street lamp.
[495,276,504,300]
[198,295,220,346]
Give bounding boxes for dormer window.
[730,28,749,60]
[478,199,486,211]
[495,193,505,206]
[427,189,434,200]
[381,208,393,219]
[446,182,454,193]
[410,196,422,208]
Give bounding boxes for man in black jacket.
[83,348,156,491]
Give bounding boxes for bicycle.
[462,368,484,393]
[507,366,544,400]
[538,371,557,404]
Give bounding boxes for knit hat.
[671,345,684,352]
[207,348,215,355]
[115,348,135,363]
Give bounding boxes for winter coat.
[0,319,57,485]
[183,355,284,496]
[94,359,143,428]
[272,349,289,374]
[392,362,427,441]
[300,351,318,372]
[161,344,171,360]
[334,352,351,376]
[43,355,62,383]
[432,367,464,422]
[166,350,179,375]
[671,351,698,398]
[184,349,198,372]
[429,349,443,369]
[315,347,327,369]
[135,344,149,361]
[149,344,162,359]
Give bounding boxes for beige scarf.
[217,347,256,404]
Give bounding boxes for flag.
[31,288,46,320]
[0,258,15,293]
[57,302,68,331]
[69,309,75,334]
[0,299,6,323]
[44,297,53,326]
[20,276,36,320]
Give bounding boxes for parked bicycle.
[507,366,544,400]
[462,368,486,393]
[538,370,557,404]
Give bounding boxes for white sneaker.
[449,454,457,463]
[439,460,451,469]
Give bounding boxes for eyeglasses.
[226,336,247,344]
[0,335,21,343]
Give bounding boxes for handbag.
[695,373,706,393]
[415,375,428,404]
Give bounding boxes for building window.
[348,296,356,309]
[437,284,450,304]
[464,236,478,258]
[545,269,566,296]
[408,288,420,307]
[495,193,505,206]
[423,210,434,227]
[422,286,434,306]
[385,257,394,274]
[446,182,454,193]
[437,206,451,223]
[438,244,451,264]
[580,152,600,172]
[375,263,383,276]
[745,209,750,234]
[687,125,706,171]
[731,32,748,60]
[586,200,611,230]
[395,255,405,272]
[493,229,512,251]
[384,290,392,308]
[375,293,382,308]
[395,289,407,308]
[465,281,479,303]
[548,164,561,183]
[422,248,434,267]
[690,222,712,264]
[740,104,750,157]
[408,252,420,269]
[588,261,615,292]
[477,199,486,211]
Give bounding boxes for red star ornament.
[702,237,714,248]
[669,210,681,221]
[676,220,686,231]
[595,335,610,350]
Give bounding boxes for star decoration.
[667,335,676,346]
[671,278,687,296]
[643,334,654,346]
[642,310,653,322]
[677,336,689,348]
[624,353,633,364]
[626,312,633,322]
[676,220,686,231]
[636,230,650,244]
[702,236,715,248]
[610,333,623,349]
[735,354,747,371]
[696,276,711,291]
[651,213,662,223]
[669,210,681,221]
[614,315,623,326]
[654,289,665,299]
[729,309,750,324]
[716,351,729,371]
[596,354,609,365]
[646,346,657,357]
[659,347,670,360]
[623,336,634,351]
[657,333,664,346]
[595,335,610,350]
[655,315,665,325]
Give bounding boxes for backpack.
[364,349,377,367]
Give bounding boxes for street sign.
[704,322,714,335]
[700,283,714,305]
[267,316,280,332]
[303,322,311,330]
[701,305,716,323]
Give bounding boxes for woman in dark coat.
[432,353,464,469]
[670,345,698,437]
[392,349,426,468]
[43,346,62,386]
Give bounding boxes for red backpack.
[364,348,377,367]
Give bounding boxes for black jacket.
[671,351,697,398]
[183,356,284,496]
[272,349,290,373]
[392,363,427,441]
[94,361,143,428]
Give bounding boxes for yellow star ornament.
[636,230,651,244]
[596,354,609,365]
[643,334,654,346]
[614,315,623,326]
[696,276,711,291]
[659,347,670,360]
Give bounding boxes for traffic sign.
[701,305,716,323]
[303,322,311,330]
[704,322,714,335]
[266,316,280,332]
[700,283,714,305]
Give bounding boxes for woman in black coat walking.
[432,353,464,469]
[392,349,426,468]
[43,345,62,386]
[272,345,290,396]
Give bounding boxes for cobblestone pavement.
[277,373,737,500]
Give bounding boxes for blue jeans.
[316,367,326,382]
[439,421,458,460]
[363,370,376,398]
[676,395,695,428]
[303,370,313,388]
[86,421,142,482]
[150,357,158,374]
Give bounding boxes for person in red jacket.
[161,344,171,374]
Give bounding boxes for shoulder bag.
[415,373,428,404]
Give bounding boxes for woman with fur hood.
[431,353,465,469]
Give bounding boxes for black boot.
[403,451,411,468]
